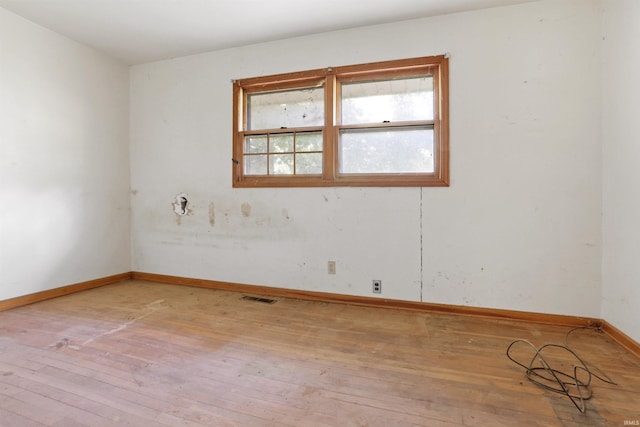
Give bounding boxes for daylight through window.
[232,55,449,187]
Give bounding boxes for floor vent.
[241,295,276,304]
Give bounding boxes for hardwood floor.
[0,280,638,426]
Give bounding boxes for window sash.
[338,125,435,175]
[242,129,324,176]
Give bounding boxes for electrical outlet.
[372,280,382,294]
[328,261,336,274]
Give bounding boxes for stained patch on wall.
[241,202,252,217]
[208,202,216,227]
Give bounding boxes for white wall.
[602,0,640,343]
[0,8,130,300]
[130,0,603,318]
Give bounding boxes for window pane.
[245,135,268,154]
[296,153,322,174]
[248,87,324,130]
[270,133,294,153]
[341,76,434,125]
[295,131,323,152]
[270,154,294,175]
[245,155,267,175]
[339,127,434,174]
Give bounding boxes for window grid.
[243,130,323,176]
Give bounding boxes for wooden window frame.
[232,55,449,188]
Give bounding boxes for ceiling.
[0,0,538,65]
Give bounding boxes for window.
[232,55,449,187]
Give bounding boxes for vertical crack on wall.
[420,187,424,302]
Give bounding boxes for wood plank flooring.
[0,280,638,426]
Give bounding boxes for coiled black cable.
[506,326,617,413]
